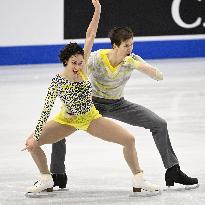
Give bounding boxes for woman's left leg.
[87,117,141,175]
[87,117,160,192]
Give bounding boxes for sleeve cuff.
[33,135,39,141]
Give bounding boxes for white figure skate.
[26,174,54,197]
[130,172,161,197]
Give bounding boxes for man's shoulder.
[130,53,141,59]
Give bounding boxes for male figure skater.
[51,27,198,189]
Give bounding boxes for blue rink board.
[0,39,205,66]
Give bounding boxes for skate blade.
[163,183,200,192]
[25,192,56,198]
[185,184,200,190]
[129,190,161,197]
[53,187,69,192]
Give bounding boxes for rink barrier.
[0,39,205,65]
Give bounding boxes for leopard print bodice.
[33,73,93,140]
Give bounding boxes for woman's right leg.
[29,120,76,174]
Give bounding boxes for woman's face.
[66,54,84,75]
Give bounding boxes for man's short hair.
[108,27,133,47]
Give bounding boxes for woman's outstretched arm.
[83,0,101,65]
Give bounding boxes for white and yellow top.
[88,49,163,99]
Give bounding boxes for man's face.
[115,38,134,58]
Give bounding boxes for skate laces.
[134,173,159,188]
[176,168,197,184]
[33,180,43,188]
[179,170,193,181]
[143,179,159,189]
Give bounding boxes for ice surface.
[0,58,205,205]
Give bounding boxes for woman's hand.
[91,0,101,12]
[21,135,38,152]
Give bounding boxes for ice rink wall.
[0,0,205,66]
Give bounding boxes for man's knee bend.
[159,118,167,129]
[59,138,66,143]
[53,138,66,147]
[153,117,167,130]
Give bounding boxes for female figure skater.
[22,0,159,194]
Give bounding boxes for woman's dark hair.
[108,27,133,47]
[59,43,84,66]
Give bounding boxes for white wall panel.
[0,0,64,46]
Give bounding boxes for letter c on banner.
[171,0,202,28]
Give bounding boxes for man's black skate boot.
[52,173,67,189]
[165,164,198,187]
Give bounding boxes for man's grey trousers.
[50,97,179,173]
